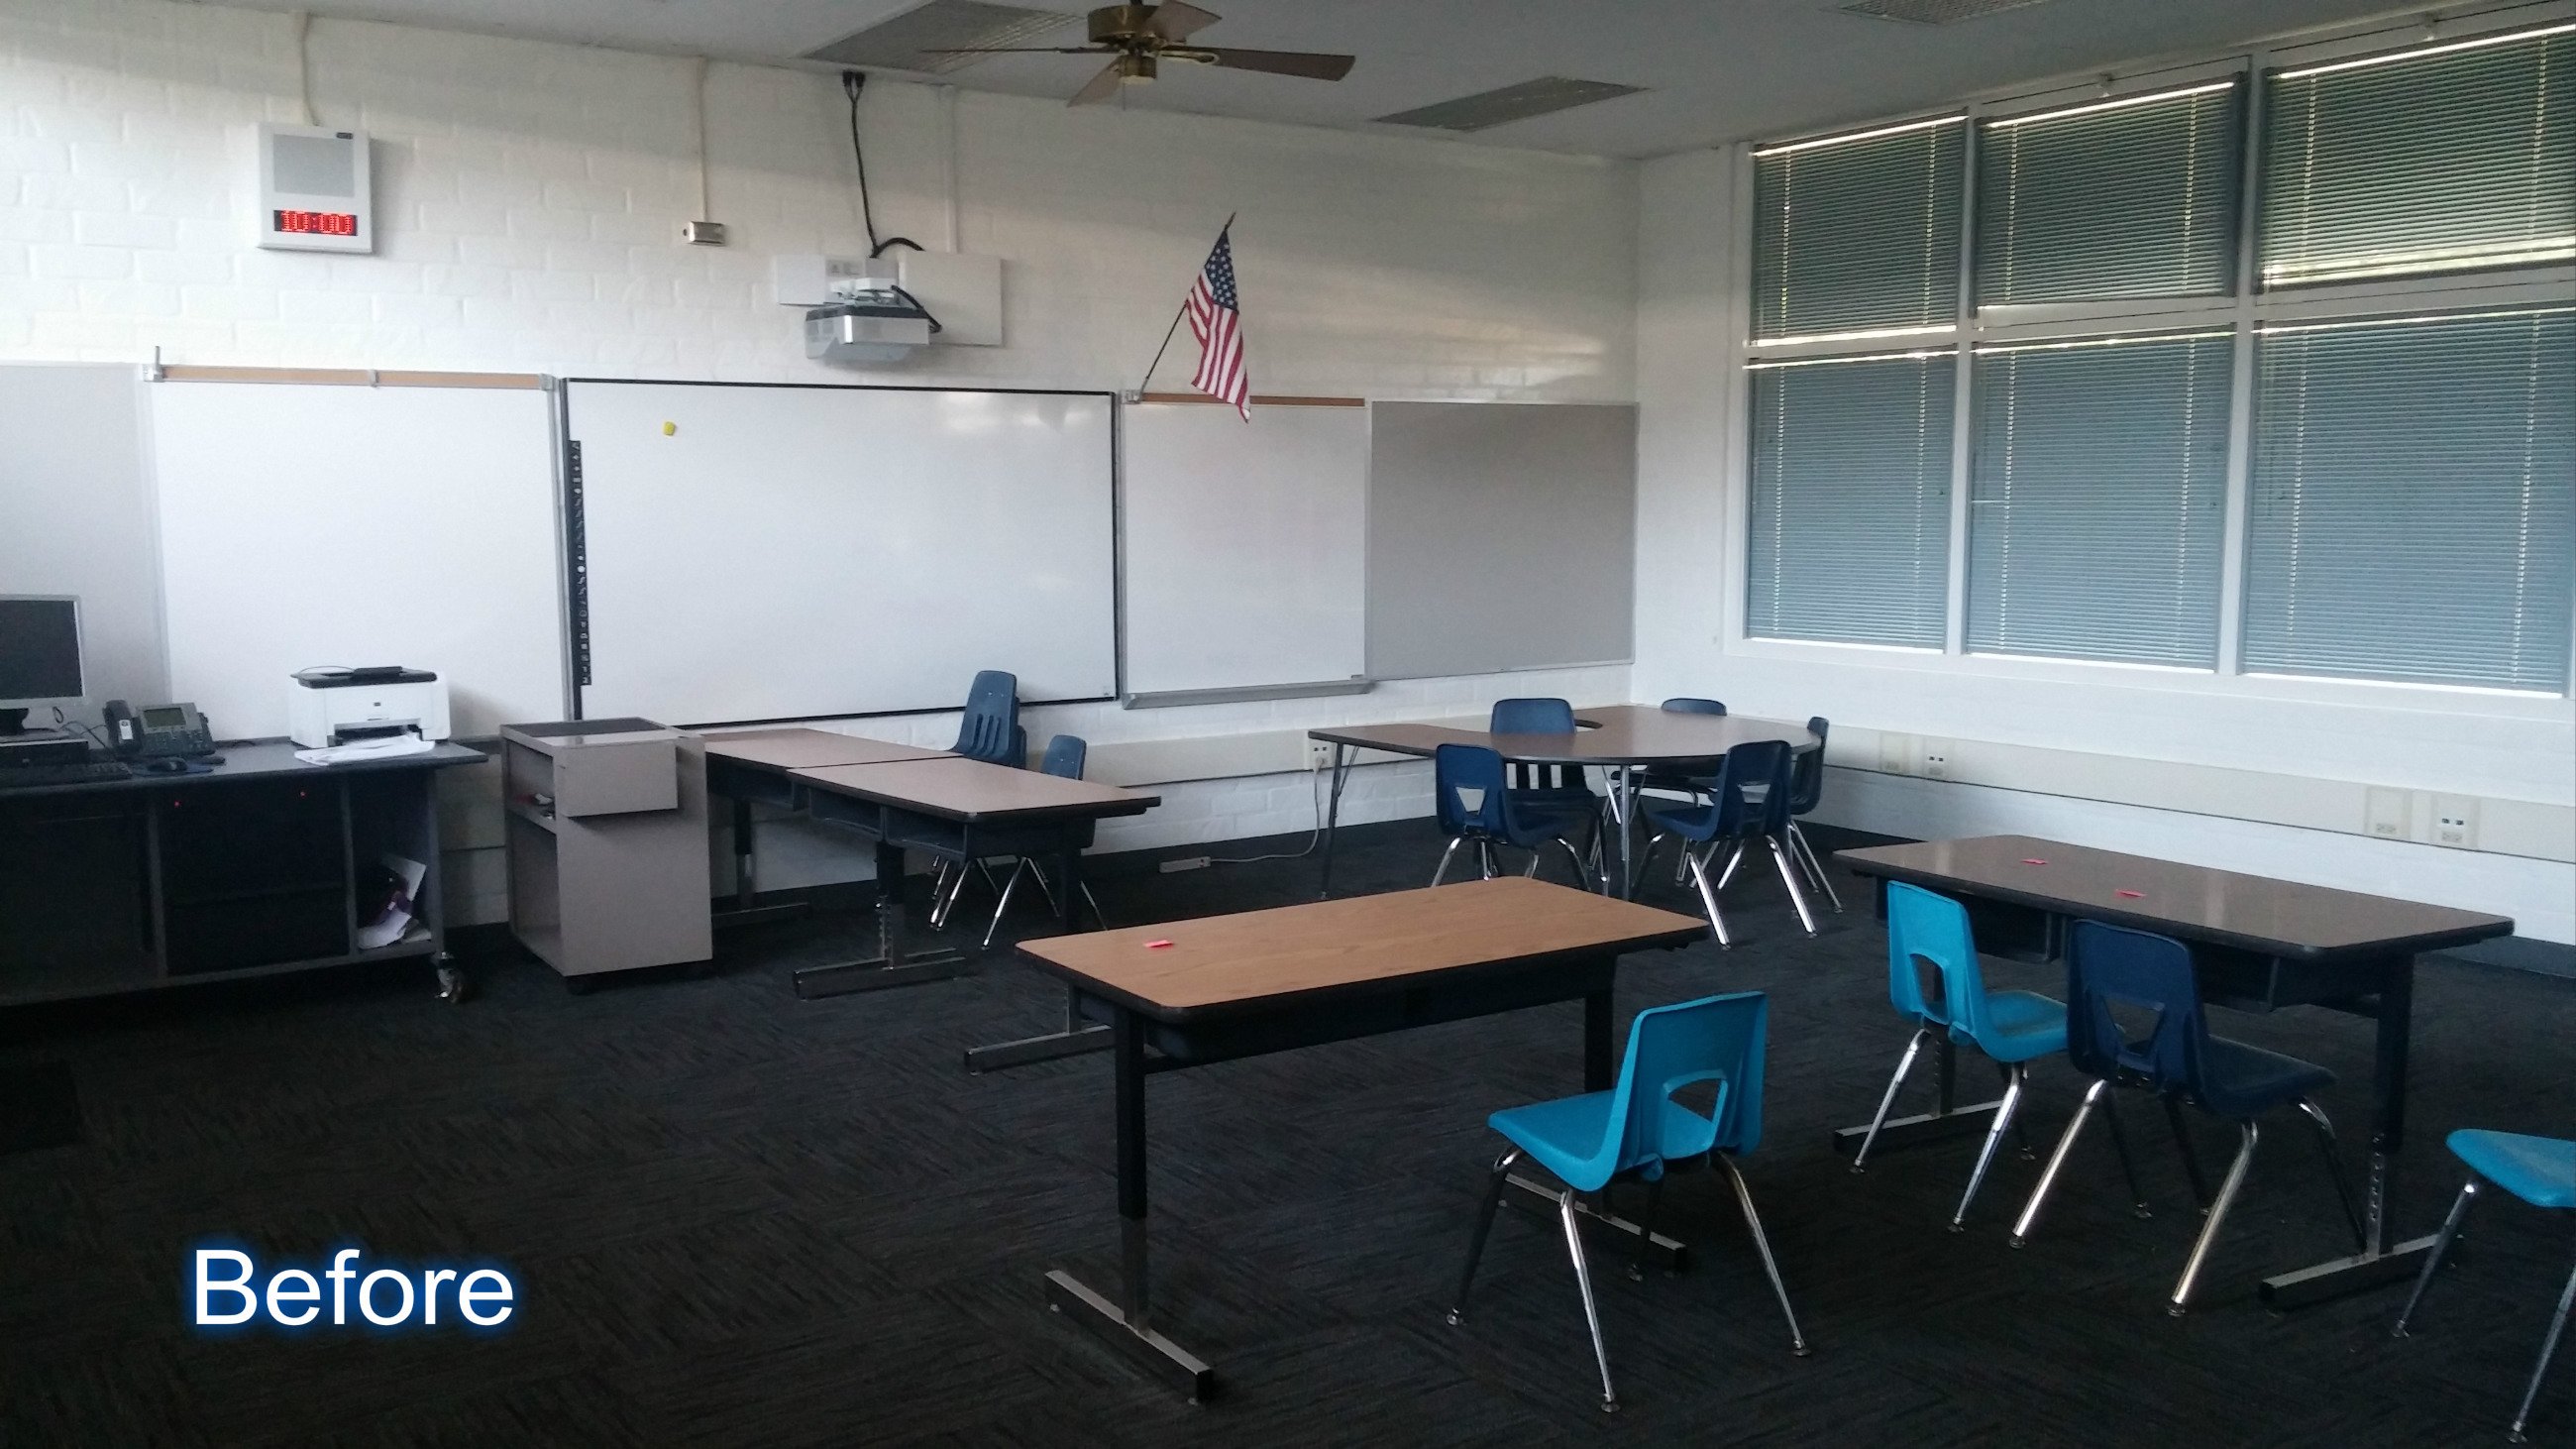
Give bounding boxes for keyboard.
[0,760,137,789]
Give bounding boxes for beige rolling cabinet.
[500,719,711,990]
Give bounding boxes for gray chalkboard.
[1364,400,1636,680]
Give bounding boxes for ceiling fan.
[927,3,1356,106]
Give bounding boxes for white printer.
[288,667,452,748]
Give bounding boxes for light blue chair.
[1447,991,1806,1412]
[2394,1129,2576,1443]
[1849,883,2069,1229]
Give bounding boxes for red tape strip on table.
[2115,889,2145,899]
[1144,940,1174,949]
[2020,857,2047,865]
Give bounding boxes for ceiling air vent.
[1839,0,2056,23]
[1374,77,1646,133]
[803,0,1076,74]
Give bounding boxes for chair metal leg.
[929,857,972,930]
[1716,840,1746,891]
[1684,844,1733,948]
[980,859,1029,950]
[1851,1028,1928,1174]
[2393,1179,2478,1337]
[1767,835,1820,937]
[1430,836,1463,887]
[2164,1095,2211,1209]
[2100,1087,2151,1219]
[2294,1097,2368,1254]
[2510,1248,2576,1443]
[1627,1175,1665,1282]
[1079,881,1108,930]
[1448,1150,1519,1326]
[1788,820,1844,912]
[1554,837,1595,893]
[1522,847,1544,878]
[2170,1119,2259,1315]
[1719,1156,1809,1356]
[2012,1077,2105,1247]
[1952,1062,2026,1232]
[1478,840,1498,880]
[1557,1189,1619,1412]
[1024,859,1061,915]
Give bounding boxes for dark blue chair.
[1430,743,1600,890]
[1779,717,1842,912]
[1449,991,1805,1411]
[1637,698,1729,816]
[1488,698,1608,850]
[931,670,1023,927]
[1849,884,2067,1228]
[978,734,1107,948]
[1638,739,1815,946]
[2008,920,2364,1313]
[2393,1129,2576,1443]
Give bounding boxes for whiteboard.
[1122,401,1368,697]
[566,381,1116,724]
[148,381,565,739]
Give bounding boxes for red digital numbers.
[272,209,358,237]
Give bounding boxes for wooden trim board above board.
[1132,392,1365,407]
[157,364,547,390]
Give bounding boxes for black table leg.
[1317,742,1349,898]
[1509,966,1690,1272]
[795,839,970,997]
[961,846,1115,1072]
[2262,957,2437,1307]
[1829,1022,2006,1158]
[1045,1007,1215,1400]
[711,790,809,930]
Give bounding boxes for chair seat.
[2449,1129,2576,1209]
[1490,1090,1718,1194]
[2194,1035,2335,1119]
[1956,989,2068,1064]
[1500,799,1594,845]
[1642,799,1722,837]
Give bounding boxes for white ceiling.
[210,0,2422,157]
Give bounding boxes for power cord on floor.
[1204,757,1329,866]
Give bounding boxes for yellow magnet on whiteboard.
[662,420,677,436]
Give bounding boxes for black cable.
[842,70,924,260]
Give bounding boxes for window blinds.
[2244,308,2575,692]
[1968,333,2232,666]
[1753,118,1965,342]
[1747,352,1955,647]
[2261,25,2576,286]
[1977,81,2243,307]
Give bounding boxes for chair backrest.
[1786,716,1830,814]
[1038,733,1086,780]
[1883,882,2005,1040]
[1561,991,1770,1189]
[1490,697,1576,734]
[1699,738,1794,837]
[1433,743,1512,838]
[2065,920,2208,1095]
[951,670,1020,765]
[1660,697,1728,716]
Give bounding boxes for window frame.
[1726,0,2576,706]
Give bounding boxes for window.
[1968,333,2232,666]
[1747,352,1954,648]
[1753,117,1965,343]
[2244,307,2575,692]
[1977,80,2243,307]
[2261,24,2576,286]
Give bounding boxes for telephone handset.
[101,701,216,759]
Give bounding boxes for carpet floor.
[1,820,2568,1447]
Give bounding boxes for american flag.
[1182,226,1250,419]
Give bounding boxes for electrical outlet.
[1306,739,1337,771]
[1877,733,1915,775]
[2363,786,2412,840]
[1922,740,1953,780]
[2430,795,2479,849]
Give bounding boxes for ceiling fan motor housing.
[1089,5,1163,46]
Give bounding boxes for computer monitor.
[0,596,84,735]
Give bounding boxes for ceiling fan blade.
[1193,47,1354,81]
[1069,58,1127,106]
[1147,1,1222,41]
[917,46,1116,55]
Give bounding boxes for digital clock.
[272,209,359,237]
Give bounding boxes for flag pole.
[1132,213,1234,396]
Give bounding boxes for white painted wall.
[1635,148,2576,943]
[0,0,1639,924]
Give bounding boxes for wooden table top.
[792,754,1158,824]
[1311,704,1816,765]
[698,727,953,771]
[1836,835,2515,961]
[1017,877,1706,1020]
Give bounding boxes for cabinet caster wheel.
[435,965,469,1004]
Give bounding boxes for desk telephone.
[102,701,216,760]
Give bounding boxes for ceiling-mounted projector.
[805,264,938,365]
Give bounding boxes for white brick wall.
[1,0,1642,918]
